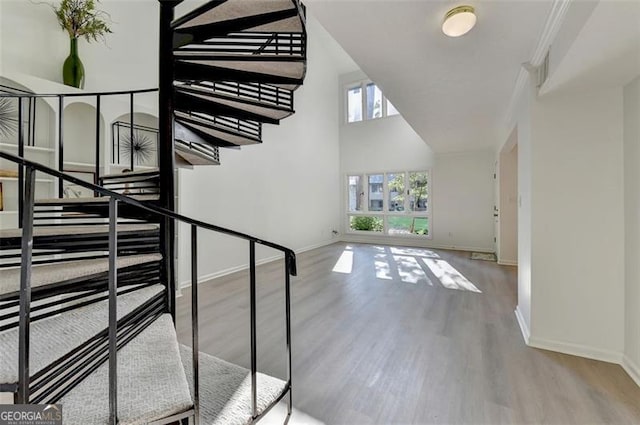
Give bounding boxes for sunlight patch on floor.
[390,247,440,258]
[423,258,482,293]
[393,255,429,284]
[332,249,354,274]
[374,254,393,280]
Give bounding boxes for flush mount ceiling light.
[442,5,477,37]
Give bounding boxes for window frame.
[344,80,400,124]
[345,170,432,239]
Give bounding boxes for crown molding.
[503,0,572,129]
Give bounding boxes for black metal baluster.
[108,198,118,425]
[130,93,135,171]
[17,166,35,403]
[191,225,200,425]
[58,96,64,197]
[250,241,257,418]
[17,97,24,228]
[95,95,101,196]
[285,255,293,416]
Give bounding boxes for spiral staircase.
[0,1,307,424]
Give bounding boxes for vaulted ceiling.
[308,1,554,153]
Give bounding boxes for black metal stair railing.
[0,87,158,225]
[2,150,296,424]
[175,32,305,57]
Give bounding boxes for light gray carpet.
[0,223,159,239]
[0,253,162,296]
[180,345,286,425]
[177,0,296,29]
[0,285,163,384]
[60,314,193,425]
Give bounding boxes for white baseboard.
[498,259,518,266]
[527,336,623,365]
[514,306,530,344]
[179,238,337,289]
[622,355,640,388]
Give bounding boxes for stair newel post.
[108,197,119,425]
[249,241,257,419]
[17,166,36,404]
[159,0,177,322]
[284,253,293,416]
[95,94,101,196]
[17,97,24,228]
[191,224,200,425]
[58,96,64,198]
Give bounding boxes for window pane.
[409,172,428,212]
[368,174,384,211]
[387,217,429,236]
[348,175,363,212]
[366,83,383,119]
[387,99,400,116]
[349,215,383,232]
[387,173,405,211]
[347,87,362,123]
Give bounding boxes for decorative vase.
[63,38,85,89]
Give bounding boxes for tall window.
[346,81,400,123]
[347,171,431,237]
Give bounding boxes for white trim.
[527,336,623,365]
[503,0,572,126]
[178,239,337,289]
[498,259,518,266]
[514,306,530,344]
[622,355,640,388]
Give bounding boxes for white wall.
[515,79,534,338]
[177,17,343,284]
[623,75,640,385]
[523,87,626,361]
[430,151,495,252]
[339,72,494,252]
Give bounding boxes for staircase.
[0,0,306,423]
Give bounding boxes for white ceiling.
[308,0,554,153]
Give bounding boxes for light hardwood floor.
[176,242,640,425]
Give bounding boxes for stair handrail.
[5,149,296,424]
[0,85,158,99]
[0,150,297,273]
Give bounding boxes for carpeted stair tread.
[0,285,164,384]
[35,194,159,205]
[180,345,286,425]
[174,0,299,31]
[0,253,163,296]
[60,314,193,425]
[0,223,159,239]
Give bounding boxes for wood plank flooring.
[176,242,640,425]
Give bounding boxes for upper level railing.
[0,86,158,224]
[1,150,296,423]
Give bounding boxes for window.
[346,171,431,237]
[345,81,400,123]
[387,100,400,116]
[347,86,363,123]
